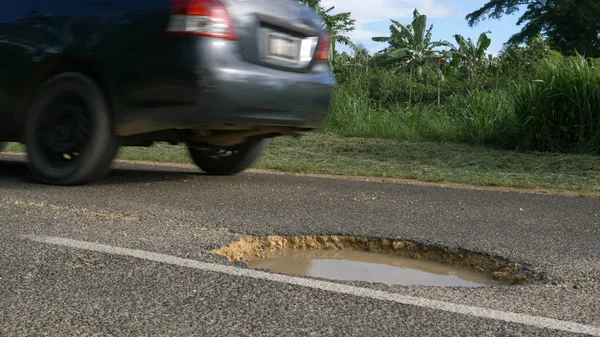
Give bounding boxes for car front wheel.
[187,137,266,175]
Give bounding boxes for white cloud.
[321,0,463,53]
[320,0,461,25]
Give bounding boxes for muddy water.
[246,249,504,287]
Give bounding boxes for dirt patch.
[213,235,539,285]
[7,199,139,222]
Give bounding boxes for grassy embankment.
[5,133,599,194]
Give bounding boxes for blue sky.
[321,0,524,56]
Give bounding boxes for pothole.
[213,236,539,286]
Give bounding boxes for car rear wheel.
[187,137,266,175]
[24,73,119,186]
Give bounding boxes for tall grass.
[444,90,520,146]
[515,54,600,154]
[325,86,520,146]
[324,88,433,140]
[326,54,600,154]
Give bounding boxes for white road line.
[23,235,600,336]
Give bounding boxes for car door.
[0,0,80,139]
[0,2,30,138]
[78,0,174,109]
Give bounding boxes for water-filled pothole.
[213,236,538,286]
[247,249,501,287]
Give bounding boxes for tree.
[497,33,552,82]
[298,0,356,68]
[330,44,372,83]
[465,0,600,57]
[372,9,452,105]
[451,32,494,88]
[543,0,600,57]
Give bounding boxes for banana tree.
[298,0,356,70]
[372,9,453,106]
[451,32,493,89]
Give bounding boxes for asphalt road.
[1,154,599,336]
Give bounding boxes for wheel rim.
[206,148,240,160]
[34,95,90,168]
[191,144,241,160]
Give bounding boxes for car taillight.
[167,0,237,40]
[315,32,331,61]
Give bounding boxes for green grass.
[5,133,599,193]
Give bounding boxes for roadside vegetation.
[4,0,599,193]
[321,4,600,155]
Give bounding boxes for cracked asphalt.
[1,154,599,336]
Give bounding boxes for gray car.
[0,0,335,185]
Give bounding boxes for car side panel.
[1,0,176,140]
[65,0,334,136]
[0,2,32,139]
[65,1,194,127]
[0,0,85,140]
[1,0,334,140]
[114,36,335,137]
[74,2,173,95]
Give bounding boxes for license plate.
[266,33,300,62]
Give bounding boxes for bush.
[338,68,452,108]
[514,55,600,153]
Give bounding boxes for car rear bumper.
[113,37,335,137]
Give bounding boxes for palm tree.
[451,32,494,89]
[372,9,452,106]
[351,43,371,70]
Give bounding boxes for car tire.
[188,137,266,175]
[24,72,119,186]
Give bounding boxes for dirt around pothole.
[213,235,539,285]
